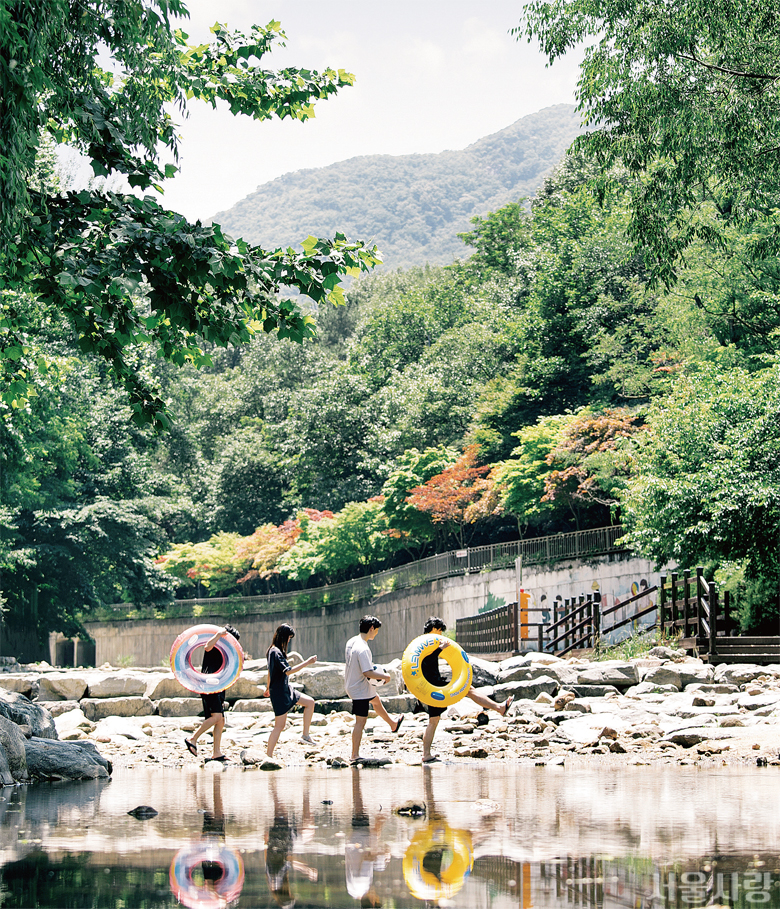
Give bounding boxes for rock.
[493,676,559,702]
[396,803,426,817]
[576,661,639,688]
[713,665,779,686]
[599,726,619,740]
[0,675,37,699]
[625,682,680,696]
[145,675,191,700]
[737,692,780,711]
[54,709,94,738]
[297,663,348,700]
[535,692,555,705]
[24,736,112,781]
[571,684,621,698]
[469,657,500,688]
[648,646,686,662]
[692,696,715,707]
[37,674,89,701]
[554,691,576,711]
[609,741,628,753]
[87,674,148,698]
[231,699,274,713]
[0,717,28,783]
[314,698,353,714]
[155,698,204,717]
[454,747,488,758]
[349,756,392,767]
[664,729,733,748]
[92,717,150,741]
[640,665,682,689]
[556,713,628,745]
[80,696,155,721]
[259,759,284,771]
[127,805,158,819]
[0,689,57,739]
[563,701,591,714]
[239,746,269,766]
[677,661,714,687]
[224,673,266,699]
[719,716,745,727]
[498,664,569,685]
[46,701,81,718]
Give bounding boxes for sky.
[158,1,582,223]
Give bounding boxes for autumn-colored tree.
[542,407,643,527]
[235,508,333,590]
[406,445,492,547]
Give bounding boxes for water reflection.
[169,775,244,909]
[0,765,778,907]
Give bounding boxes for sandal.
[422,756,440,764]
[392,716,404,734]
[184,738,197,756]
[502,695,515,717]
[208,755,230,763]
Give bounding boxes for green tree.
[518,0,780,279]
[620,357,780,629]
[1,2,380,425]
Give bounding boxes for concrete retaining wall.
[81,551,663,668]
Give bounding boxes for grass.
[594,627,682,662]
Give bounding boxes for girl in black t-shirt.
[266,623,318,759]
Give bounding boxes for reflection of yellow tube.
[402,824,473,900]
[402,635,473,708]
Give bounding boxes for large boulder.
[87,673,148,698]
[231,699,274,713]
[297,663,348,700]
[37,674,89,701]
[24,737,111,781]
[156,698,204,717]
[576,660,639,688]
[468,657,499,688]
[145,674,191,700]
[0,716,28,783]
[0,689,57,739]
[713,664,780,686]
[0,675,37,699]
[80,696,155,721]
[226,673,266,699]
[639,665,682,689]
[677,661,714,687]
[493,676,559,702]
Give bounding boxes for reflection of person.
[346,769,388,908]
[419,618,513,764]
[185,625,240,762]
[266,624,317,758]
[345,616,403,763]
[264,775,318,908]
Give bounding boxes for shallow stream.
[0,764,778,908]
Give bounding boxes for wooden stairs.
[699,636,780,665]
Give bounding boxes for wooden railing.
[658,568,737,657]
[457,601,520,655]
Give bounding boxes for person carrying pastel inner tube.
[184,624,240,762]
[419,617,513,763]
[344,615,404,764]
[265,623,318,758]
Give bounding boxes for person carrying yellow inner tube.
[419,617,514,763]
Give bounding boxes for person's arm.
[286,654,317,675]
[204,628,228,651]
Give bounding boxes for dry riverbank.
[29,645,780,772]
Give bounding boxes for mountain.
[210,104,583,270]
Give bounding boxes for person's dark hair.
[224,623,240,642]
[268,623,295,655]
[359,615,381,634]
[424,616,446,634]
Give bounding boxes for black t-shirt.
[421,648,448,686]
[202,645,224,674]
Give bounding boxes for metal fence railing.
[95,525,626,622]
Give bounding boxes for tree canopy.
[0,0,380,426]
[517,0,780,281]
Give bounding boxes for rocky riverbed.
[2,645,780,777]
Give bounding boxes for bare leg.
[351,715,368,760]
[422,714,440,761]
[189,715,217,746]
[370,695,401,731]
[467,688,513,716]
[211,714,225,758]
[298,694,315,738]
[266,713,288,757]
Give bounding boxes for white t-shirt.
[344,634,374,700]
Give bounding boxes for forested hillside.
[211,105,582,268]
[4,0,780,653]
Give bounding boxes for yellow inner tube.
[401,634,473,708]
[402,824,473,900]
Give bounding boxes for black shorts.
[201,691,225,718]
[352,698,372,717]
[426,703,446,718]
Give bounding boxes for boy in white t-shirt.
[344,615,403,762]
